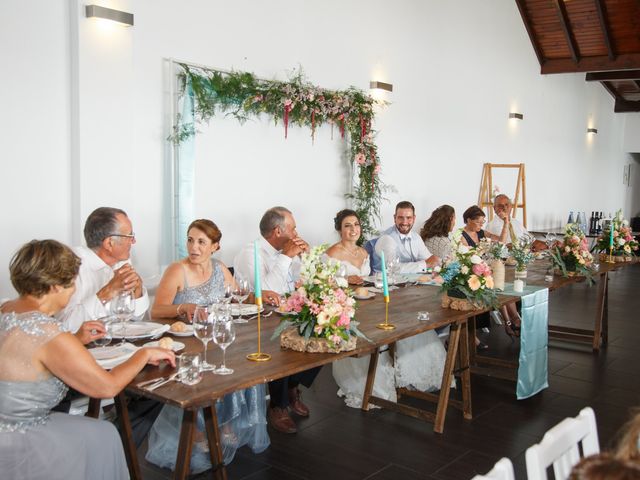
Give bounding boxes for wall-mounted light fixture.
[370,81,393,92]
[85,5,134,26]
[587,128,598,134]
[509,112,524,120]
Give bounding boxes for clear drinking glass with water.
[193,305,215,371]
[93,315,115,348]
[213,316,236,375]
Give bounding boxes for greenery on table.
[549,223,594,281]
[171,64,387,240]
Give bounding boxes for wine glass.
[111,290,135,345]
[192,305,215,371]
[545,232,556,249]
[213,315,236,375]
[93,315,115,348]
[221,283,234,304]
[336,263,348,284]
[231,278,250,324]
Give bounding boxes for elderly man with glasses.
[58,206,149,333]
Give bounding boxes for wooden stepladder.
[477,163,527,228]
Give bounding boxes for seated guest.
[234,207,320,434]
[569,453,640,480]
[327,210,450,409]
[0,239,175,479]
[56,206,156,445]
[419,204,456,261]
[58,207,149,333]
[325,209,370,285]
[615,409,640,461]
[146,219,269,471]
[485,194,547,251]
[374,201,439,273]
[461,205,521,339]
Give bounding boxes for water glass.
[192,305,215,371]
[374,272,384,290]
[213,317,236,375]
[417,311,430,321]
[111,290,135,344]
[178,353,202,385]
[93,315,115,348]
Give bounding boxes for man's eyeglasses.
[109,233,136,240]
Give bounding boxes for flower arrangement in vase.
[437,236,498,310]
[272,245,368,353]
[510,234,536,279]
[478,238,508,291]
[549,223,594,278]
[594,210,638,261]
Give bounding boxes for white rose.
[434,265,442,273]
[460,265,469,274]
[458,244,470,254]
[336,277,348,288]
[316,311,330,325]
[470,255,482,264]
[618,238,625,246]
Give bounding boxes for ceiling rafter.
[514,0,544,66]
[541,53,640,74]
[586,70,640,81]
[614,98,640,112]
[553,0,580,63]
[594,0,615,61]
[601,81,620,99]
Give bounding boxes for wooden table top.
[126,258,635,410]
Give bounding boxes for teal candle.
[609,222,614,249]
[254,241,262,300]
[380,251,389,297]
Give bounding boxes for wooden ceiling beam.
[541,53,640,74]
[553,0,580,63]
[586,70,640,81]
[601,81,620,100]
[614,98,640,112]
[515,0,544,66]
[635,80,640,90]
[594,0,615,61]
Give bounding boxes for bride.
[327,209,450,408]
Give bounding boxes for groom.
[234,206,321,434]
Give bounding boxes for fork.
[145,370,183,391]
[246,310,273,321]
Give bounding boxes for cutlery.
[246,310,273,321]
[137,376,165,388]
[145,370,183,391]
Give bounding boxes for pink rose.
[337,312,350,327]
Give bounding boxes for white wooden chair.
[472,457,515,480]
[525,407,599,480]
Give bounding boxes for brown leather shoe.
[288,388,310,417]
[268,407,297,434]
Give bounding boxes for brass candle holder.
[247,297,271,362]
[605,245,615,264]
[376,296,396,330]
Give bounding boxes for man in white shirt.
[485,195,546,251]
[374,201,439,273]
[58,207,149,333]
[234,206,319,434]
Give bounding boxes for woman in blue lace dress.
[147,219,269,473]
[0,239,176,479]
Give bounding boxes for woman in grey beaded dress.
[0,239,175,479]
[147,219,269,473]
[419,204,456,261]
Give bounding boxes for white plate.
[110,322,169,340]
[354,292,376,300]
[90,343,139,369]
[143,339,185,352]
[229,304,263,316]
[168,324,194,337]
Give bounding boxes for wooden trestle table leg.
[361,349,380,411]
[434,320,462,433]
[592,271,609,352]
[457,319,472,420]
[203,404,228,480]
[174,409,196,480]
[114,392,142,480]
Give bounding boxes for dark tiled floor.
[142,265,640,479]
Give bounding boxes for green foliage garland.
[171,64,386,239]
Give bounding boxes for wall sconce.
[509,112,524,120]
[370,81,393,92]
[587,128,598,134]
[85,5,134,26]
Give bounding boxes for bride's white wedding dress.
[331,256,451,408]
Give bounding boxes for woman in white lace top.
[419,204,456,262]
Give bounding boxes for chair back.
[364,237,381,273]
[471,457,515,480]
[525,407,599,480]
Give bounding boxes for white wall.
[0,0,635,297]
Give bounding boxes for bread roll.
[417,275,431,283]
[170,321,187,333]
[158,337,174,349]
[355,287,369,297]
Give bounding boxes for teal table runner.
[500,284,549,400]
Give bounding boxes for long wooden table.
[112,284,477,480]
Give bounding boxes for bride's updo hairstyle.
[334,209,360,231]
